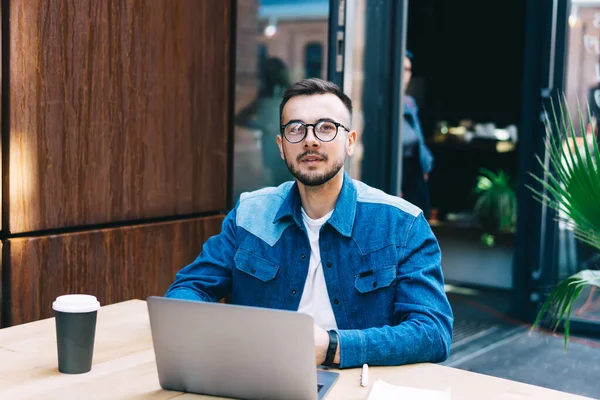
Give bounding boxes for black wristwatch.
[323,330,338,367]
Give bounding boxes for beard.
[284,149,345,187]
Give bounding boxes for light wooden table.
[0,300,593,400]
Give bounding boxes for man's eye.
[318,122,336,133]
[287,124,305,134]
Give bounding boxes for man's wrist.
[334,336,341,365]
[323,330,339,367]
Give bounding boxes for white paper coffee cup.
[53,294,100,374]
[52,294,100,313]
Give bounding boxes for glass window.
[565,4,600,135]
[558,2,600,323]
[344,0,366,181]
[305,42,323,78]
[233,0,330,202]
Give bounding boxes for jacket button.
[250,268,256,274]
[292,290,297,295]
[326,261,332,268]
[373,282,378,288]
[301,254,306,259]
[333,299,339,305]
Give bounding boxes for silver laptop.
[147,296,339,400]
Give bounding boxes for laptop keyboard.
[317,384,324,392]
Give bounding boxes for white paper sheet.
[366,379,451,400]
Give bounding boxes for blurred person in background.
[236,57,293,186]
[402,51,434,219]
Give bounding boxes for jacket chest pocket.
[234,250,280,282]
[354,266,397,294]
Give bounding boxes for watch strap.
[323,330,338,367]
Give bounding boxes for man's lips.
[302,156,324,162]
[298,152,327,163]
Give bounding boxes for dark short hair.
[279,78,353,123]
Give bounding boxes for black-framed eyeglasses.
[280,119,350,144]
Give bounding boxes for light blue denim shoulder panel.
[353,179,421,217]
[237,183,295,247]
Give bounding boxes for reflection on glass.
[560,2,600,324]
[305,42,323,78]
[345,0,366,181]
[236,57,293,189]
[233,0,330,202]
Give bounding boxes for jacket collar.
[273,172,357,237]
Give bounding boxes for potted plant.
[528,97,600,349]
[473,168,517,246]
[432,169,517,289]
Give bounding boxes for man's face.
[277,93,356,187]
[403,56,412,92]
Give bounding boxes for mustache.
[297,150,328,163]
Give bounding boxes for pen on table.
[360,363,369,387]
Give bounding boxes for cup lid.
[52,294,100,313]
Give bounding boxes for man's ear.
[276,135,285,160]
[346,130,357,156]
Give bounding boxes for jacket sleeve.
[419,140,434,174]
[335,213,453,368]
[407,97,434,174]
[164,206,238,302]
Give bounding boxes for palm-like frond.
[526,98,600,251]
[532,270,600,350]
[527,96,600,348]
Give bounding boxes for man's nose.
[303,126,320,147]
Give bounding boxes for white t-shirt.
[297,208,338,330]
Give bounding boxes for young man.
[166,78,453,369]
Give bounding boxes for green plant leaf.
[529,95,600,351]
[473,168,517,234]
[530,98,600,252]
[531,271,600,350]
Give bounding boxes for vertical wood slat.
[8,0,231,233]
[0,242,4,327]
[9,215,224,326]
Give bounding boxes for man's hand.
[314,324,329,365]
[424,173,430,182]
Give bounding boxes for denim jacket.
[166,173,453,368]
[404,95,434,174]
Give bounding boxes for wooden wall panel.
[8,216,224,326]
[0,242,3,327]
[9,0,230,233]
